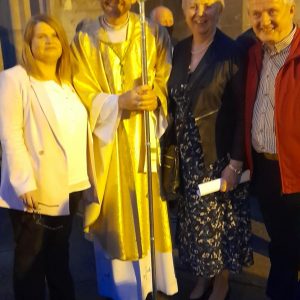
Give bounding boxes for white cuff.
[93,94,121,145]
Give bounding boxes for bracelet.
[228,163,242,175]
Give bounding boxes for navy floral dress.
[168,31,253,278]
[172,84,253,277]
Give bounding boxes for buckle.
[263,152,278,160]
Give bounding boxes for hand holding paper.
[198,170,250,196]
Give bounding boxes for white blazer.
[0,65,98,216]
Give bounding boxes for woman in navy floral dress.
[166,1,253,299]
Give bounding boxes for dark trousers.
[252,151,300,300]
[9,194,80,300]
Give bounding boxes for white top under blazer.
[0,65,91,216]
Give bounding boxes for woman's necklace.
[190,45,208,55]
[189,47,207,73]
[189,38,213,72]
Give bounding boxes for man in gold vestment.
[71,0,178,299]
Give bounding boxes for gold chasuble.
[71,13,172,261]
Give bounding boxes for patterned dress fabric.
[172,85,253,277]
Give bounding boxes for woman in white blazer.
[0,14,96,300]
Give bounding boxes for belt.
[263,152,278,160]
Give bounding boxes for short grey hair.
[247,0,295,4]
[182,0,225,10]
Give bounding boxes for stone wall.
[47,0,245,42]
[46,0,102,42]
[49,0,300,42]
[143,0,189,41]
[0,0,23,69]
[136,0,244,39]
[0,0,300,68]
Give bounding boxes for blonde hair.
[21,14,71,83]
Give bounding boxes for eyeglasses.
[32,202,64,231]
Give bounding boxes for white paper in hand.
[198,169,250,196]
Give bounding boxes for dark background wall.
[0,0,16,69]
[54,0,245,44]
[0,0,299,69]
